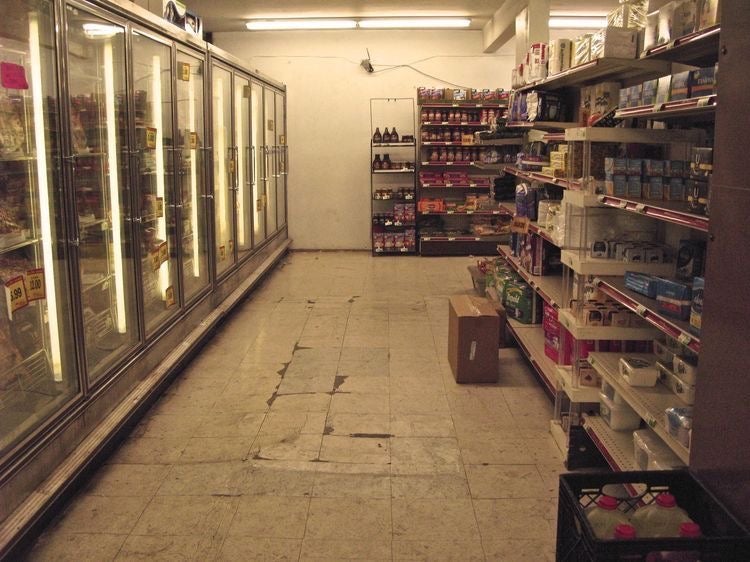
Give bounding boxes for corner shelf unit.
[370,98,417,255]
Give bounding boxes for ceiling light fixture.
[548,16,607,29]
[358,18,471,29]
[246,19,357,31]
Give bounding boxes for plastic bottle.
[645,522,702,562]
[631,493,692,538]
[614,523,637,540]
[586,495,631,539]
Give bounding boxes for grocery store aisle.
[26,251,562,562]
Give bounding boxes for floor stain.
[349,433,393,439]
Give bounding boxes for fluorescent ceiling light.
[548,16,607,29]
[359,18,471,29]
[82,22,124,37]
[246,19,357,30]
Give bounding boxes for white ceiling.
[185,0,620,33]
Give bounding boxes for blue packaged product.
[690,277,704,335]
[627,176,643,198]
[625,271,660,298]
[670,70,692,101]
[642,79,658,105]
[665,160,686,178]
[605,157,628,176]
[690,66,717,98]
[627,158,643,176]
[644,177,664,200]
[666,178,686,201]
[644,159,665,176]
[657,278,693,320]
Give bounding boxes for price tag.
[445,162,453,166]
[445,183,452,187]
[635,203,646,212]
[618,200,628,209]
[178,62,191,81]
[5,275,28,319]
[155,197,164,218]
[158,241,169,265]
[635,304,647,316]
[448,237,456,241]
[165,285,176,307]
[446,210,455,214]
[151,249,160,271]
[677,333,692,346]
[145,127,157,149]
[279,134,286,146]
[25,269,45,301]
[219,245,226,261]
[228,159,236,173]
[646,417,657,429]
[511,216,530,234]
[466,210,473,215]
[256,198,263,211]
[189,132,198,150]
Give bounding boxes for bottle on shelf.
[429,149,439,162]
[373,127,382,143]
[442,129,451,142]
[428,110,436,121]
[452,129,461,142]
[420,109,428,121]
[631,493,693,539]
[645,522,702,562]
[614,524,637,540]
[382,153,392,170]
[383,127,391,143]
[585,495,631,539]
[373,154,382,170]
[391,127,399,143]
[447,148,455,162]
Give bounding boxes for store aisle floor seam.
[24,252,562,562]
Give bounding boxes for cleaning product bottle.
[645,522,702,562]
[631,493,692,538]
[586,495,631,539]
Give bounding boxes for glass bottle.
[373,127,382,143]
[373,154,382,170]
[383,127,391,143]
[391,127,399,143]
[420,109,428,121]
[382,153,392,169]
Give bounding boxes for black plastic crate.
[557,470,750,561]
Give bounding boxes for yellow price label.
[25,269,45,301]
[256,198,263,212]
[228,159,236,173]
[155,197,164,218]
[151,249,161,272]
[262,194,267,208]
[510,216,530,234]
[165,285,176,308]
[178,62,190,82]
[145,127,157,149]
[189,132,198,150]
[158,242,169,265]
[5,275,28,319]
[219,245,226,261]
[229,239,234,252]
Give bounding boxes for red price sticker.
[5,275,28,319]
[25,269,45,301]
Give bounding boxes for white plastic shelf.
[564,127,704,144]
[587,352,690,465]
[557,365,600,403]
[584,414,639,472]
[561,250,677,277]
[597,194,710,232]
[557,308,659,341]
[501,165,581,190]
[506,320,557,397]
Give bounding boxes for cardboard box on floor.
[448,295,500,383]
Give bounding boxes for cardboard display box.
[448,295,500,383]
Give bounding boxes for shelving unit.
[583,415,639,472]
[501,165,581,190]
[615,95,717,121]
[417,94,516,256]
[506,319,557,397]
[596,194,709,232]
[641,24,721,67]
[588,352,690,465]
[370,98,417,255]
[497,245,563,308]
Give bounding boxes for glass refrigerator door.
[275,91,287,229]
[131,31,179,335]
[0,0,78,455]
[251,81,266,245]
[212,65,235,275]
[175,51,209,302]
[65,7,139,383]
[263,87,277,235]
[235,75,252,260]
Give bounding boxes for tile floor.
[25,251,564,561]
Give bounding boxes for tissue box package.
[643,11,660,53]
[698,0,720,30]
[608,0,648,28]
[673,0,699,38]
[655,75,672,105]
[548,39,572,75]
[642,79,658,105]
[590,27,639,60]
[573,34,592,66]
[658,1,678,45]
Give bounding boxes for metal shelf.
[561,249,676,277]
[0,236,39,256]
[597,194,709,232]
[615,96,716,121]
[506,320,557,398]
[641,25,720,67]
[372,142,415,148]
[372,168,415,174]
[419,183,490,189]
[422,141,482,147]
[594,275,700,354]
[501,165,581,190]
[584,414,639,472]
[564,127,704,144]
[587,352,690,465]
[420,161,482,167]
[506,121,579,130]
[419,210,510,216]
[557,307,659,341]
[557,365,600,403]
[421,121,485,127]
[497,245,564,308]
[373,247,416,255]
[418,101,508,109]
[474,137,525,146]
[421,235,506,242]
[516,57,670,93]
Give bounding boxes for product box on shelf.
[676,239,706,280]
[608,0,648,28]
[633,428,685,471]
[418,198,445,213]
[590,27,639,60]
[548,39,572,75]
[670,70,693,100]
[543,303,565,363]
[698,0,720,30]
[643,10,660,53]
[504,280,542,324]
[673,0,699,38]
[656,278,693,320]
[624,271,661,298]
[641,79,658,105]
[658,1,678,45]
[690,65,718,97]
[447,295,500,383]
[690,276,704,334]
[655,75,672,105]
[665,178,686,201]
[627,176,643,198]
[657,361,696,405]
[665,406,692,448]
[600,392,642,430]
[573,34,592,66]
[644,177,664,200]
[620,356,659,387]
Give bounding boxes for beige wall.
[214,29,516,249]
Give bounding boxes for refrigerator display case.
[274,90,287,230]
[175,50,209,302]
[263,87,278,235]
[251,80,266,246]
[64,5,139,383]
[0,0,78,453]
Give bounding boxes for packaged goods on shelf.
[670,70,693,101]
[643,11,660,53]
[665,406,692,448]
[625,271,661,298]
[641,78,658,105]
[525,91,566,122]
[504,280,542,324]
[633,428,685,470]
[619,356,659,387]
[418,198,445,212]
[674,0,699,38]
[698,0,720,30]
[657,361,696,405]
[672,353,699,385]
[600,391,642,430]
[676,239,706,280]
[690,65,718,97]
[590,27,638,60]
[573,34,592,66]
[656,278,693,320]
[527,42,549,82]
[448,295,500,383]
[689,277,703,334]
[657,1,678,45]
[655,75,672,105]
[548,39,572,75]
[607,0,648,28]
[519,234,562,276]
[543,303,565,362]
